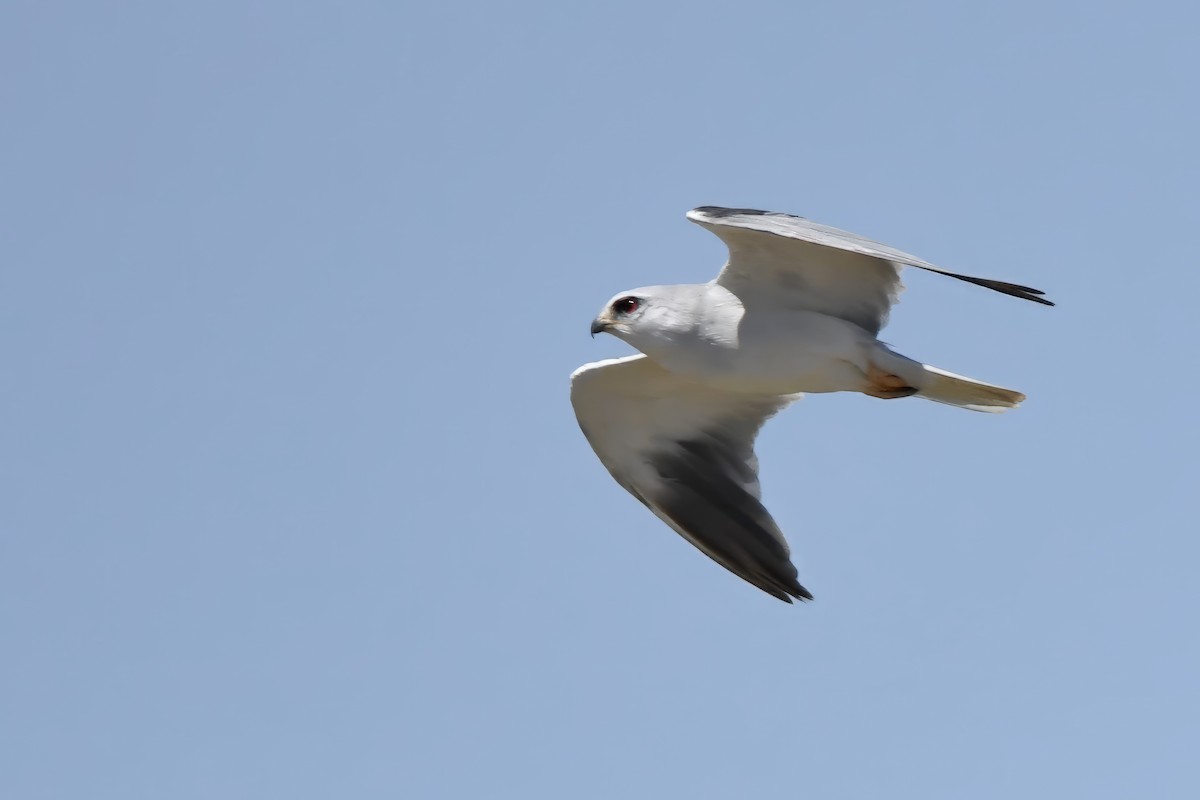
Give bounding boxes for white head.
[589,285,713,354]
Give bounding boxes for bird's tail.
[915,365,1025,413]
[869,347,1025,413]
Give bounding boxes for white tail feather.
[916,365,1025,413]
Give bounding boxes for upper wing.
[688,206,1053,335]
[570,355,810,603]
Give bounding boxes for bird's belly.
[657,312,873,395]
[698,352,866,394]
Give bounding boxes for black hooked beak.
[590,318,609,337]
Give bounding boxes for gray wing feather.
[688,206,1052,335]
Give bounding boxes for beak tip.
[589,320,607,337]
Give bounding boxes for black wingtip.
[694,206,770,217]
[692,206,809,221]
[770,581,814,603]
[949,274,1056,307]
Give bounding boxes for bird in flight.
[570,206,1052,603]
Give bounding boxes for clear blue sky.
[2,2,1197,798]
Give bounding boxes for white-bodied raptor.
[570,206,1053,602]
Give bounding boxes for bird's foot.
[863,365,918,400]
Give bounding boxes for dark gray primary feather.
[646,437,812,603]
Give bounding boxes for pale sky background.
[2,2,1198,798]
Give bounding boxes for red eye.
[613,296,640,315]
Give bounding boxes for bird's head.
[589,285,713,353]
[590,291,649,339]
